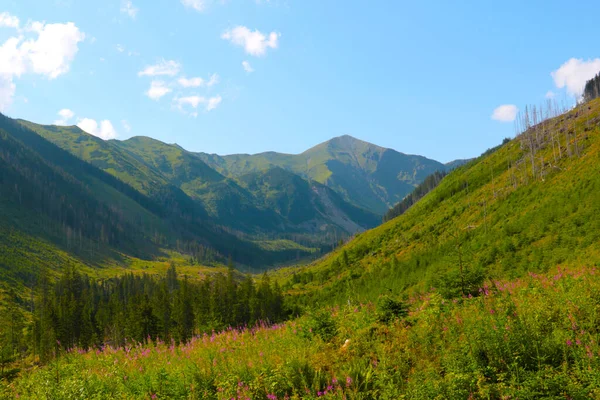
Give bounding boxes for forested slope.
[282,99,600,307]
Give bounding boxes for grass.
[5,265,600,399]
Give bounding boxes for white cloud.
[138,59,180,77]
[551,58,600,97]
[491,104,518,122]
[181,0,208,12]
[121,0,139,19]
[77,118,118,140]
[145,80,171,100]
[221,26,279,56]
[175,94,222,114]
[178,73,219,88]
[122,120,131,133]
[0,23,85,79]
[54,108,75,125]
[0,12,19,29]
[0,37,27,77]
[206,95,222,111]
[178,76,204,88]
[242,60,254,73]
[0,75,15,111]
[25,21,44,34]
[22,22,86,79]
[116,44,125,53]
[207,73,219,87]
[176,95,205,108]
[0,18,84,109]
[545,90,555,99]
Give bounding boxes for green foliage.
[7,267,600,399]
[584,73,600,102]
[376,295,408,323]
[434,264,486,299]
[29,265,286,362]
[303,309,338,342]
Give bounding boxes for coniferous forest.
[13,265,285,364]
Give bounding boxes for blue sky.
[1,0,600,162]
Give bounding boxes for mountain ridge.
[196,134,452,214]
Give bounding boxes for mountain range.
[1,113,465,278]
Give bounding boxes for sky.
[1,1,600,163]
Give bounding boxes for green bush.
[376,295,408,323]
[303,309,338,342]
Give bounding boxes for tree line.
[584,73,600,102]
[383,171,447,222]
[1,264,286,366]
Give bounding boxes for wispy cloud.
[0,12,19,29]
[222,26,279,56]
[174,94,222,114]
[138,59,181,77]
[120,0,139,19]
[491,104,518,122]
[242,60,254,73]
[77,118,118,140]
[54,108,75,125]
[178,73,219,88]
[181,0,208,12]
[145,80,172,100]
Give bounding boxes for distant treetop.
[584,73,600,102]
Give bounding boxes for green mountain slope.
[5,119,382,270]
[0,114,320,276]
[238,166,380,232]
[198,135,446,215]
[281,98,600,306]
[114,136,380,236]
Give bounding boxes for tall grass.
[5,265,600,399]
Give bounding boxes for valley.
[1,2,600,398]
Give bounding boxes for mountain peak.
[305,134,386,157]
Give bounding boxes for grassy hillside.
[198,135,446,214]
[279,99,600,307]
[5,265,600,399]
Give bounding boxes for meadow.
[4,265,600,399]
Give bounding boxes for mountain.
[281,98,600,306]
[0,115,323,281]
[0,118,391,279]
[112,135,380,236]
[198,135,447,215]
[444,158,472,170]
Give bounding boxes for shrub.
[376,295,408,324]
[303,309,338,342]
